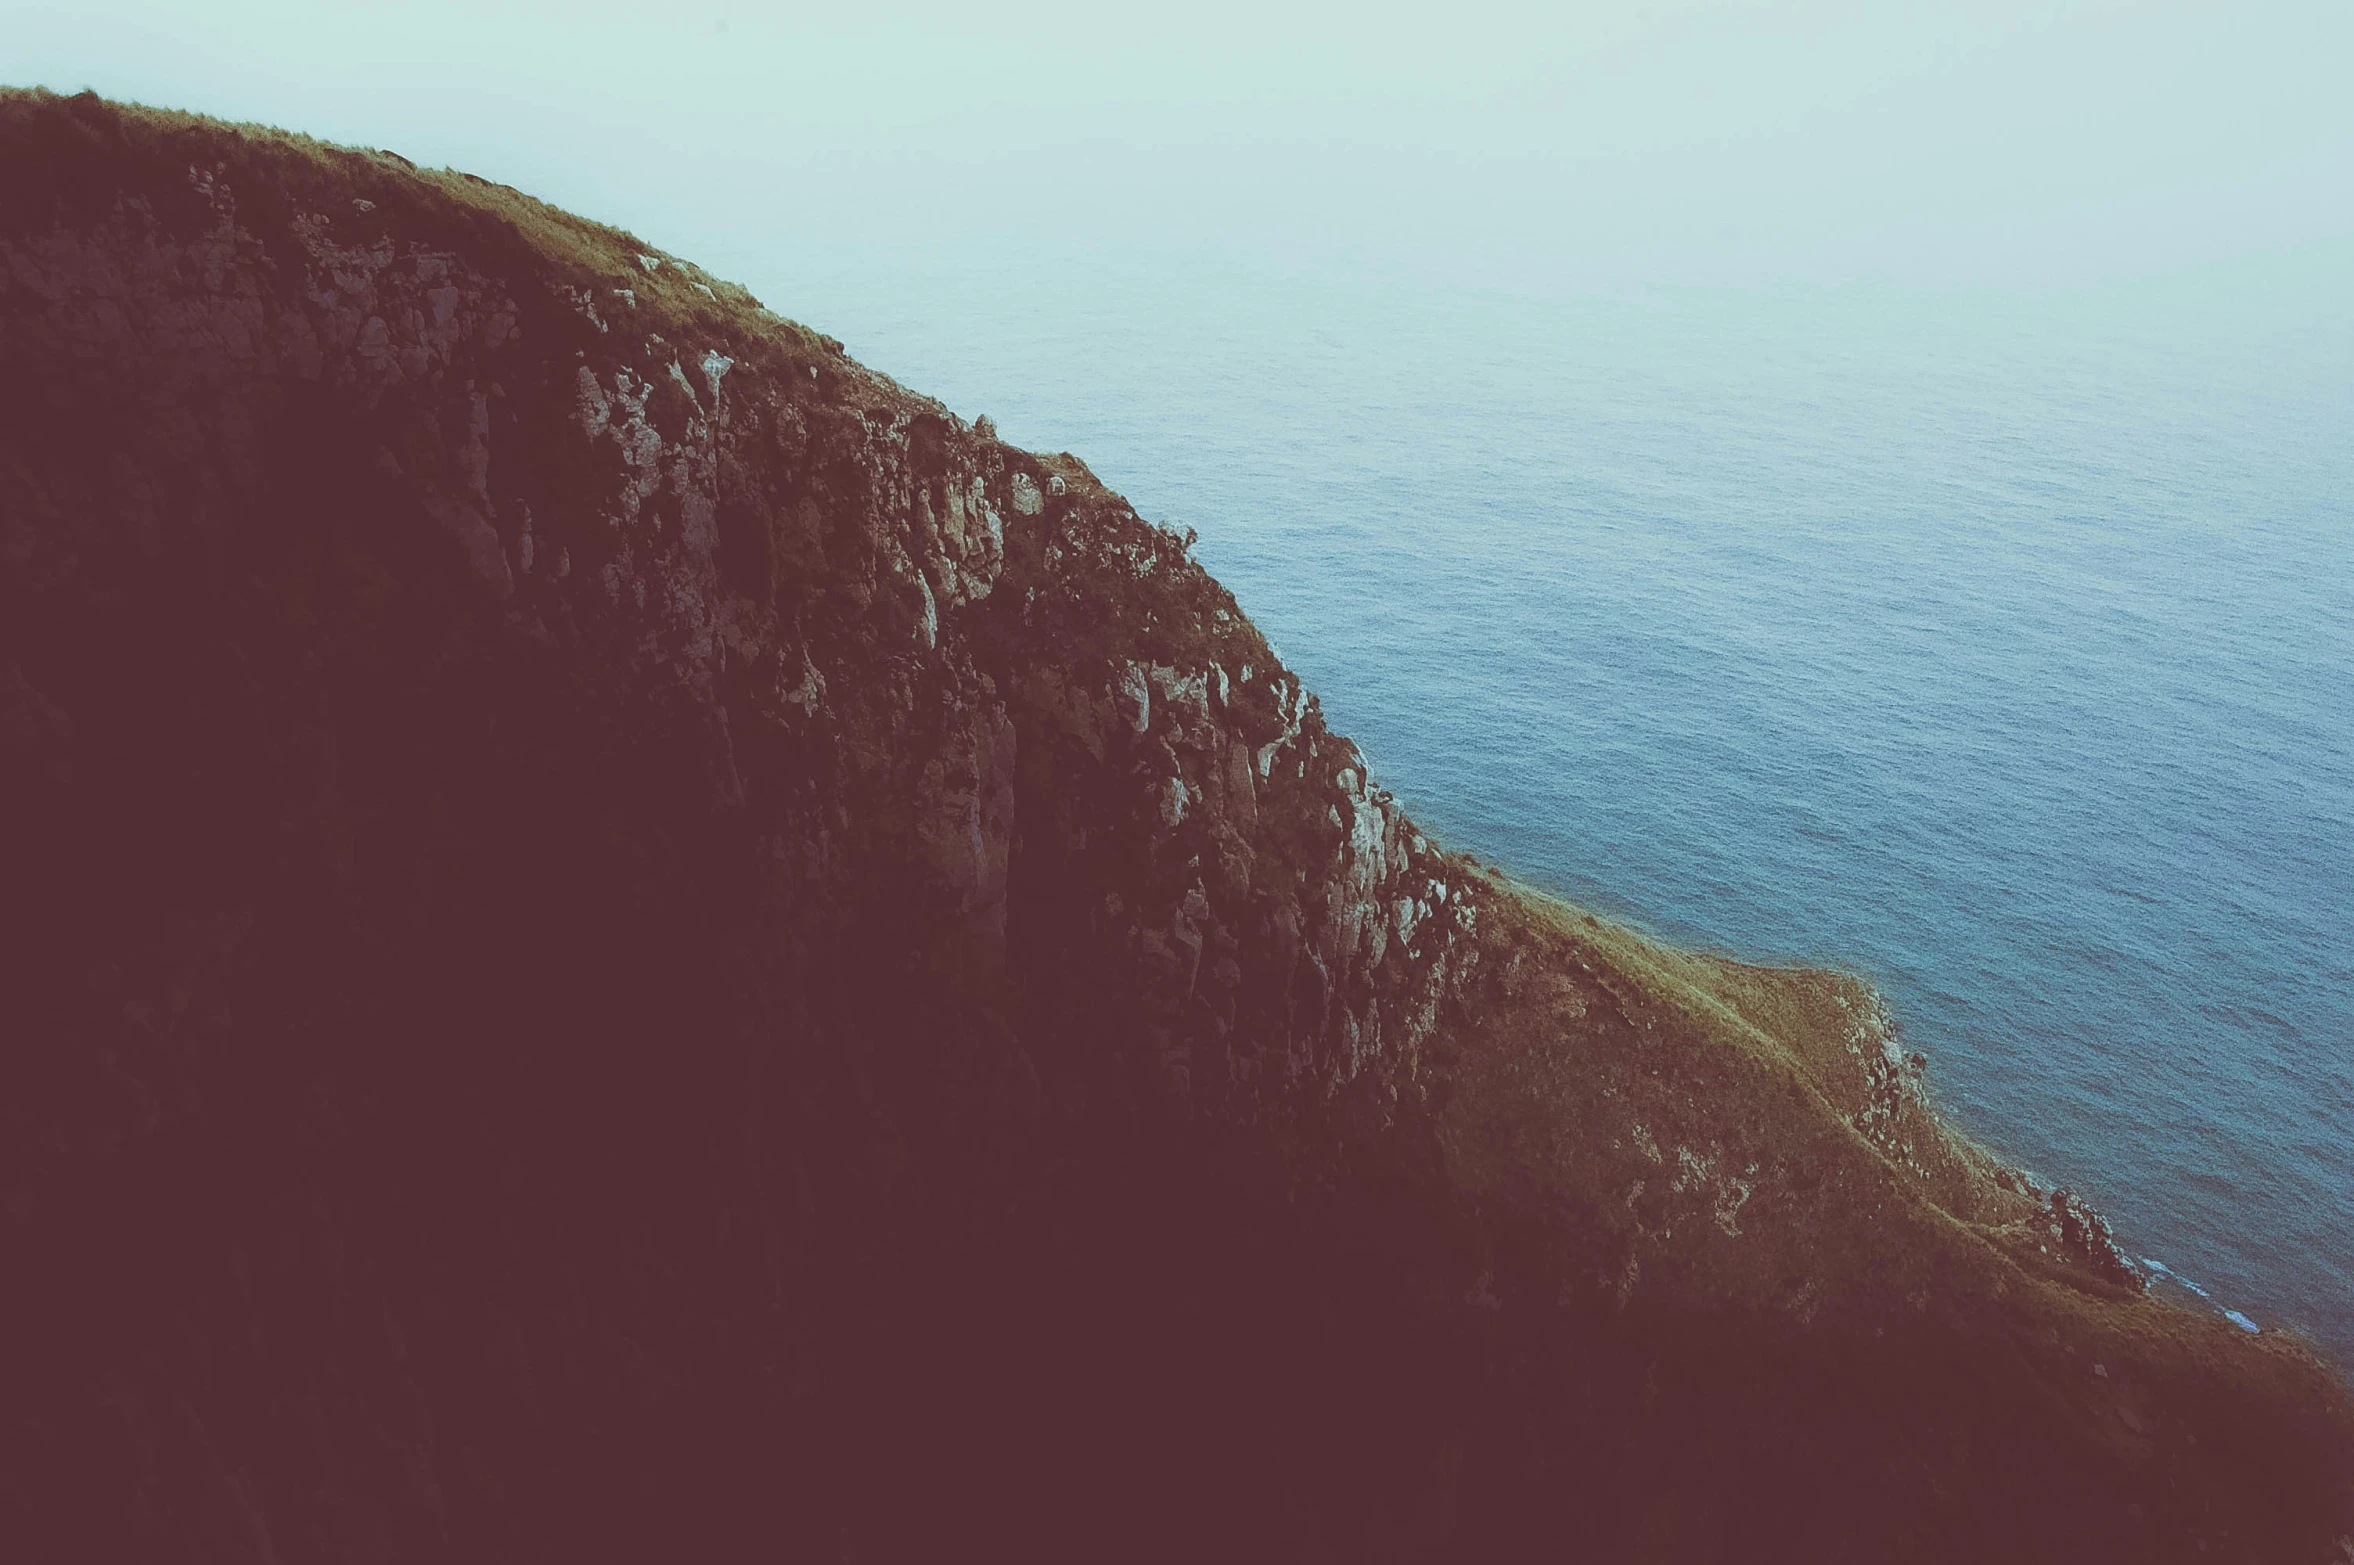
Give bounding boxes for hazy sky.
[7,1,2351,292]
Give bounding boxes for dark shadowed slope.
[1,89,2348,1563]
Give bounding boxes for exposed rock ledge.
[1,91,2348,1563]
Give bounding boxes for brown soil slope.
[1,89,2348,1563]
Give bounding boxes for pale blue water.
[756,240,2354,1361]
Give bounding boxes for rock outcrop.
[2,91,2348,1563]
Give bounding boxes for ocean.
[756,239,2353,1361]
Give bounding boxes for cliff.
[1,89,2347,1562]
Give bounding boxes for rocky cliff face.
[2,91,2349,1564]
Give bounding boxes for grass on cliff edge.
[1437,861,2351,1405]
[0,87,844,367]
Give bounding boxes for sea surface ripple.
[768,242,2353,1361]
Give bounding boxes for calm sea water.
[757,240,2353,1360]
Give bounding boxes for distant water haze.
[11,0,2352,291]
[12,0,2351,1354]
